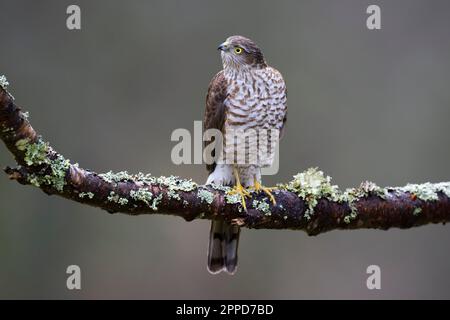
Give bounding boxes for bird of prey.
[204,35,287,274]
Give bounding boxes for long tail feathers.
[207,220,240,275]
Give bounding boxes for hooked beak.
[217,41,229,51]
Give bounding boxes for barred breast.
[222,66,287,168]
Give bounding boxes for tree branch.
[1,75,449,236]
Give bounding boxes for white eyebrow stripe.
[239,45,251,53]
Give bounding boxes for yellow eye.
[234,47,243,54]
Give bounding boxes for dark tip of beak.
[217,44,225,51]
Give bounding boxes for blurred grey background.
[0,0,449,299]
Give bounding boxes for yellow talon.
[228,167,250,211]
[228,183,250,211]
[252,179,277,205]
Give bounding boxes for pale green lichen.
[15,138,29,151]
[167,189,181,200]
[107,191,117,202]
[356,181,388,199]
[413,207,422,216]
[225,192,241,204]
[343,210,357,224]
[43,154,70,191]
[252,199,271,215]
[100,174,192,210]
[198,212,206,219]
[0,75,14,100]
[339,181,391,223]
[198,189,214,204]
[280,169,389,223]
[79,192,94,199]
[341,194,358,223]
[23,140,49,166]
[2,126,14,133]
[0,75,9,89]
[224,192,244,212]
[155,175,197,204]
[99,171,157,185]
[99,171,134,184]
[279,167,450,223]
[282,168,340,220]
[98,172,197,205]
[156,175,197,192]
[435,182,450,198]
[150,194,163,211]
[130,188,153,205]
[107,191,128,205]
[27,174,41,187]
[209,183,231,192]
[391,182,450,201]
[22,148,70,192]
[334,187,371,222]
[134,172,155,184]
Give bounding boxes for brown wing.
[279,96,287,139]
[204,70,227,173]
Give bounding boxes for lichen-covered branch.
[1,75,450,235]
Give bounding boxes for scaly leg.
[252,177,277,205]
[227,167,250,211]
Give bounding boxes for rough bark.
[1,79,449,236]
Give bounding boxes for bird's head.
[218,35,266,70]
